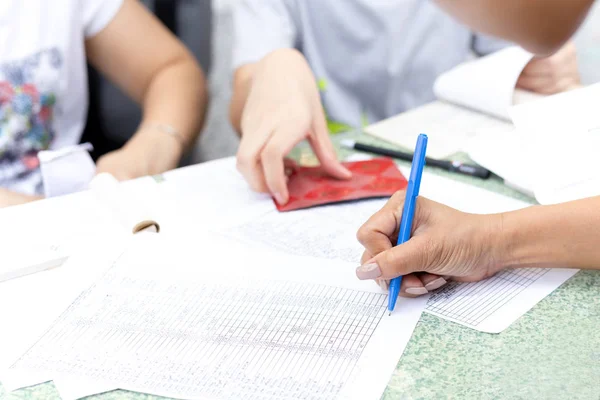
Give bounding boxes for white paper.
[508,83,600,205]
[39,143,96,198]
[3,234,427,400]
[227,166,531,262]
[226,168,529,266]
[366,47,534,158]
[434,46,534,120]
[162,157,276,229]
[227,198,388,264]
[425,268,578,333]
[365,100,513,159]
[465,128,535,197]
[0,191,126,283]
[90,174,166,234]
[401,167,529,214]
[227,168,571,333]
[0,240,128,372]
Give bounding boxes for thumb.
[308,111,352,180]
[355,236,430,280]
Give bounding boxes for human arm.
[0,188,42,209]
[230,0,350,205]
[435,0,595,55]
[355,191,600,296]
[87,0,207,180]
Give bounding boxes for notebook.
[0,174,166,283]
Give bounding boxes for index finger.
[356,190,406,257]
[260,126,304,205]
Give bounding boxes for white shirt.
[233,0,510,131]
[0,0,123,195]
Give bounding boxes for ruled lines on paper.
[9,271,389,400]
[426,268,550,328]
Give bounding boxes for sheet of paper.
[226,168,572,333]
[465,128,536,197]
[0,189,143,398]
[365,100,513,158]
[228,198,388,264]
[2,234,427,400]
[434,46,534,120]
[509,83,600,205]
[162,157,276,229]
[426,268,578,333]
[227,168,530,264]
[0,191,127,283]
[38,143,96,198]
[0,238,128,372]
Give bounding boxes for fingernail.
[378,280,389,291]
[356,263,382,280]
[424,277,447,291]
[273,192,287,205]
[405,287,428,295]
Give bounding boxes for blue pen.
[388,133,428,314]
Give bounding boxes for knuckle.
[236,152,253,173]
[356,224,371,245]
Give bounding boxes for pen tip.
[388,312,392,316]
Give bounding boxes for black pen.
[340,139,491,179]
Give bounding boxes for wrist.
[125,124,183,173]
[492,205,561,269]
[475,212,513,275]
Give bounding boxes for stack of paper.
[1,233,427,400]
[0,156,580,399]
[366,46,536,158]
[468,82,600,204]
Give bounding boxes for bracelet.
[144,122,187,151]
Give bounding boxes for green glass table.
[3,131,599,400]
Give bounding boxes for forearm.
[499,196,600,270]
[85,0,207,173]
[0,188,42,208]
[435,0,594,55]
[131,59,207,171]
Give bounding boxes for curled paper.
[89,173,160,234]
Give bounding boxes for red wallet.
[276,157,407,212]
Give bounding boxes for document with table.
[0,156,578,398]
[1,233,427,400]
